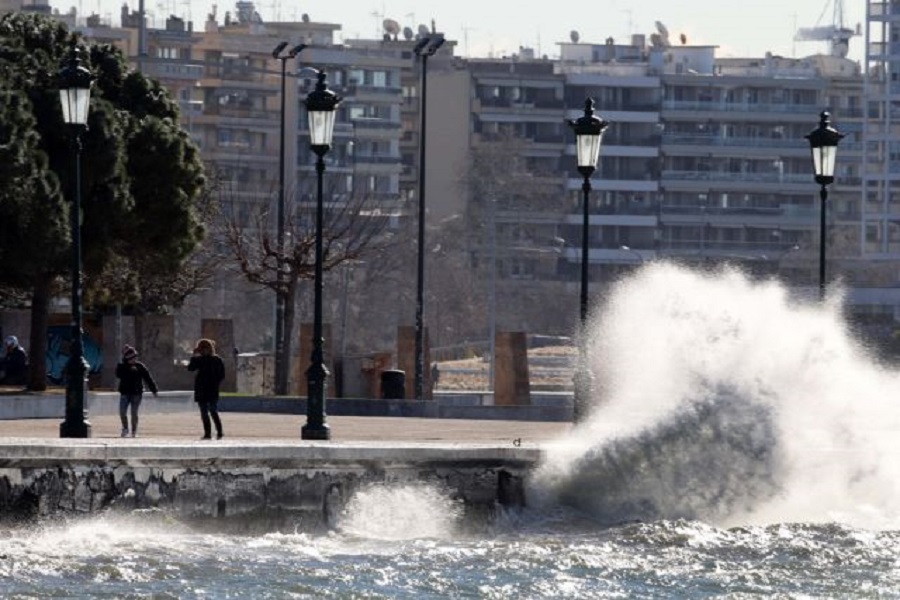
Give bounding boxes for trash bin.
[381,369,406,399]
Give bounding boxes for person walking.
[115,345,158,437]
[0,335,29,386]
[188,338,225,440]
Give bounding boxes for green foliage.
[0,12,207,313]
[0,88,68,289]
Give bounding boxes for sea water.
[3,263,900,598]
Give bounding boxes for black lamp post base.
[301,424,331,440]
[573,365,593,423]
[61,356,91,438]
[60,419,91,438]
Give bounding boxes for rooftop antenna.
[461,24,476,55]
[371,3,385,37]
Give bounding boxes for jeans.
[198,399,223,438]
[119,393,143,434]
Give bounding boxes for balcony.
[350,118,402,132]
[662,100,822,116]
[661,133,806,150]
[140,61,204,80]
[661,170,810,185]
[350,84,403,98]
[354,153,401,165]
[868,1,900,18]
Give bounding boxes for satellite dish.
[417,24,429,36]
[383,18,400,36]
[655,21,670,39]
[301,13,309,23]
[570,30,579,43]
[403,26,414,40]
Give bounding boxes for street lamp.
[805,111,844,301]
[301,70,341,440]
[272,42,306,396]
[620,245,645,264]
[58,43,93,438]
[413,32,445,401]
[567,97,609,423]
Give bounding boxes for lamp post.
[805,111,844,301]
[301,71,341,440]
[620,245,645,264]
[271,42,306,396]
[58,44,93,438]
[567,98,609,423]
[412,32,445,401]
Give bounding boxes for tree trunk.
[279,277,298,395]
[27,275,52,391]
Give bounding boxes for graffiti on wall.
[46,325,103,384]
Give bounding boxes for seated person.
[0,335,28,386]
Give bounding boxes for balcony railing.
[661,170,810,184]
[350,118,402,131]
[662,100,822,115]
[354,154,401,165]
[661,134,804,149]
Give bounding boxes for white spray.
[336,483,463,540]
[532,263,900,529]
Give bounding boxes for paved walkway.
[0,412,573,445]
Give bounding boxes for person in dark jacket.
[115,345,158,437]
[0,335,28,386]
[188,338,225,440]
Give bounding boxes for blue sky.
[53,0,866,62]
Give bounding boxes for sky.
[52,0,866,63]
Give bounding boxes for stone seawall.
[0,441,540,531]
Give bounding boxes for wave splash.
[531,263,900,529]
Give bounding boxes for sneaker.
[130,432,137,438]
[121,428,129,438]
[216,433,224,440]
[200,435,211,440]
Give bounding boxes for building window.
[372,70,388,87]
[157,46,178,59]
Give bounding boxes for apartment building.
[862,1,900,320]
[454,35,871,336]
[9,1,900,347]
[655,48,863,283]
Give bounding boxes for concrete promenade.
[0,411,572,445]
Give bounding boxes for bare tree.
[219,177,391,394]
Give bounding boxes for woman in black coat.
[115,345,158,437]
[187,338,225,439]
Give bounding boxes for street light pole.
[302,71,341,440]
[620,245,644,264]
[413,32,444,401]
[58,43,93,438]
[567,98,609,423]
[805,111,844,302]
[271,42,306,396]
